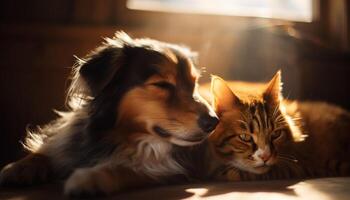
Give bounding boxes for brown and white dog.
[0,32,218,196]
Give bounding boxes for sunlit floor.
[1,177,350,200]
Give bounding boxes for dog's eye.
[151,82,175,91]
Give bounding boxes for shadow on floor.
[1,178,350,200]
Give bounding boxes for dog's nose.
[198,114,219,133]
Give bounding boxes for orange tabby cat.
[200,71,350,181]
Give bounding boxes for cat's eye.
[151,81,175,91]
[272,130,283,140]
[239,134,252,142]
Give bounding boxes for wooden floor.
[1,177,350,200]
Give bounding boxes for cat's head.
[209,71,303,174]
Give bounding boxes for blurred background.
[0,0,349,168]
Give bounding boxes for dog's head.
[68,32,218,146]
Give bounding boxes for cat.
[200,71,350,181]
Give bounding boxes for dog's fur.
[0,32,218,196]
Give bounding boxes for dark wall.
[1,0,350,168]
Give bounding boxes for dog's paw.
[0,155,51,186]
[64,167,120,197]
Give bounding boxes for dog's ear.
[68,32,132,102]
[78,46,123,97]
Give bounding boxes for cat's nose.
[259,152,271,162]
[198,114,219,133]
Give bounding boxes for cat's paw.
[0,154,52,186]
[64,167,120,197]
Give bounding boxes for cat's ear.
[264,70,283,106]
[211,75,241,114]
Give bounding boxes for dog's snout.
[198,114,219,133]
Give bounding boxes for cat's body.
[200,73,350,181]
[278,101,350,179]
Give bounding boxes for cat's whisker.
[278,158,300,169]
[278,155,298,163]
[278,153,297,159]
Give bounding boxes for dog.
[0,32,218,196]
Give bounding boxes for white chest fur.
[115,135,185,180]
